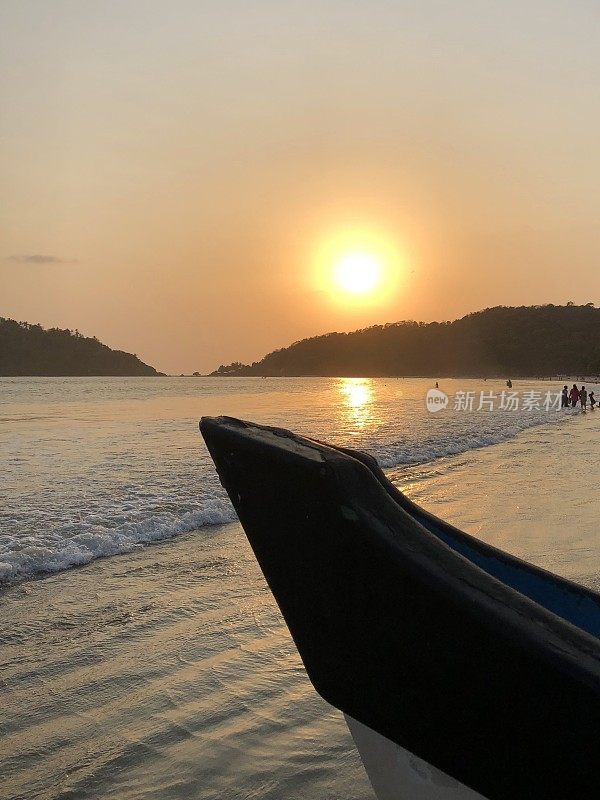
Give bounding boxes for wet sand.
[392,408,600,590]
[1,524,373,800]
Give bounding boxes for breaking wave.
[0,499,237,583]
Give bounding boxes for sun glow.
[334,253,382,295]
[311,226,405,308]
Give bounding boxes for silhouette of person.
[569,384,579,407]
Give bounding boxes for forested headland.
[210,304,600,378]
[0,318,161,376]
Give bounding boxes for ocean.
[1,376,598,799]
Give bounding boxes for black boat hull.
[200,416,600,800]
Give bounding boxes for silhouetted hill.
[0,318,161,376]
[210,304,600,378]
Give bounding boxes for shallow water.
[1,376,598,800]
[1,524,373,800]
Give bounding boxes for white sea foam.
[0,500,237,582]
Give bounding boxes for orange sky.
[2,1,600,373]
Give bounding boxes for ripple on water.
[0,524,374,799]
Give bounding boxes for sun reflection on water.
[339,378,373,430]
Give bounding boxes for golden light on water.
[339,378,373,429]
[312,226,404,307]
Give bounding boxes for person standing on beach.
[561,386,569,407]
[570,384,579,407]
[589,391,596,410]
[580,386,588,410]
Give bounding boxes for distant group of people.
[561,384,595,410]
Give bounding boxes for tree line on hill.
[210,304,600,378]
[0,318,161,376]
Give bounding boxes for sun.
[334,252,382,295]
[310,225,405,307]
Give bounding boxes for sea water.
[1,376,598,799]
[0,376,581,583]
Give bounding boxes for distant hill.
[210,304,600,378]
[0,318,161,376]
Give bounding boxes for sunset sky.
[2,1,600,374]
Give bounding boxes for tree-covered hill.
[211,304,600,378]
[0,318,161,376]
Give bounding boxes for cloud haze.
[5,254,77,265]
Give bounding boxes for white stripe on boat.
[345,715,487,800]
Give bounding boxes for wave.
[1,406,579,587]
[0,500,237,585]
[373,407,577,469]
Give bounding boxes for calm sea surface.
[1,377,598,799]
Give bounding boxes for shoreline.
[1,393,581,590]
[1,520,373,800]
[3,374,598,381]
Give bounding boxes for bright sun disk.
[334,252,382,295]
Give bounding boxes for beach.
[1,520,372,800]
[2,377,599,799]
